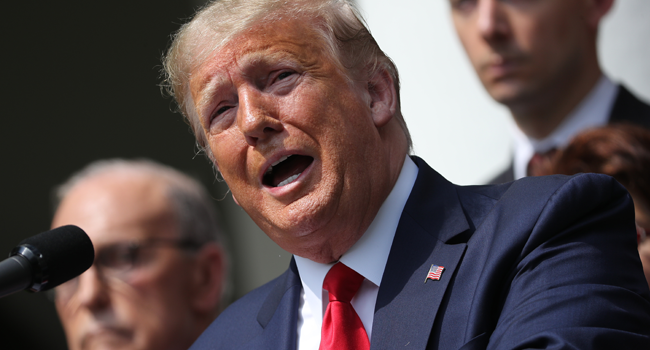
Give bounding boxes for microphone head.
[11,225,94,292]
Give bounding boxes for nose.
[237,88,283,147]
[74,267,110,311]
[477,0,510,41]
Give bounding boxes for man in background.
[448,0,650,182]
[161,0,650,348]
[51,159,228,350]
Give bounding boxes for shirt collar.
[294,155,418,307]
[511,75,618,180]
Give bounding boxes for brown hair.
[545,124,650,209]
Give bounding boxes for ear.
[585,0,614,29]
[367,66,398,128]
[189,243,227,315]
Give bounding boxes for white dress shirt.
[294,155,419,350]
[511,75,618,180]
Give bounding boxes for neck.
[301,124,409,264]
[308,152,407,264]
[510,55,602,140]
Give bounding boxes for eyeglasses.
[55,238,203,301]
[95,238,202,273]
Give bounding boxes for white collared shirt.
[511,76,618,180]
[294,156,419,350]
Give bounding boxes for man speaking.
[162,0,650,348]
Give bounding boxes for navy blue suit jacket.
[191,157,650,349]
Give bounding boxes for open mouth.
[263,155,314,187]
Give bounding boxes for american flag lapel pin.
[425,264,445,283]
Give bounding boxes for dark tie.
[527,148,557,177]
[319,262,370,350]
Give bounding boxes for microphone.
[0,225,94,299]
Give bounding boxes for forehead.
[190,17,331,101]
[53,172,177,245]
[451,0,580,19]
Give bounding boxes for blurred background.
[1,0,648,348]
[356,0,650,185]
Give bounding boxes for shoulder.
[411,157,632,241]
[456,173,635,249]
[461,172,629,211]
[457,174,650,347]
[189,271,288,349]
[508,173,631,221]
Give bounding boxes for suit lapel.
[371,157,470,350]
[608,85,650,128]
[249,258,302,350]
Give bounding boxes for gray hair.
[162,0,412,161]
[54,159,221,245]
[53,158,231,307]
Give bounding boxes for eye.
[270,70,298,86]
[215,105,232,116]
[209,105,234,125]
[277,71,294,81]
[450,0,476,12]
[121,245,142,267]
[97,243,141,271]
[267,70,298,95]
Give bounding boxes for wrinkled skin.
[189,18,406,263]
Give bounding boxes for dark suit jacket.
[489,85,650,184]
[190,157,650,349]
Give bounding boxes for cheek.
[210,131,250,176]
[514,7,578,59]
[55,300,78,334]
[290,85,365,134]
[508,13,541,52]
[123,268,195,340]
[457,25,483,59]
[127,261,191,300]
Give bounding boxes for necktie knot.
[323,262,364,303]
[319,262,370,350]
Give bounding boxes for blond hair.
[162,0,411,160]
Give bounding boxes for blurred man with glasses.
[51,159,228,350]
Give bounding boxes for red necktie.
[319,262,370,350]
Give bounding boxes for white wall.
[599,1,650,100]
[355,0,650,185]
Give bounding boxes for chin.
[486,83,531,107]
[262,193,340,252]
[78,336,132,350]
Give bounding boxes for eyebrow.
[196,76,226,114]
[195,48,300,116]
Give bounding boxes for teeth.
[272,155,289,167]
[265,155,291,175]
[277,173,301,187]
